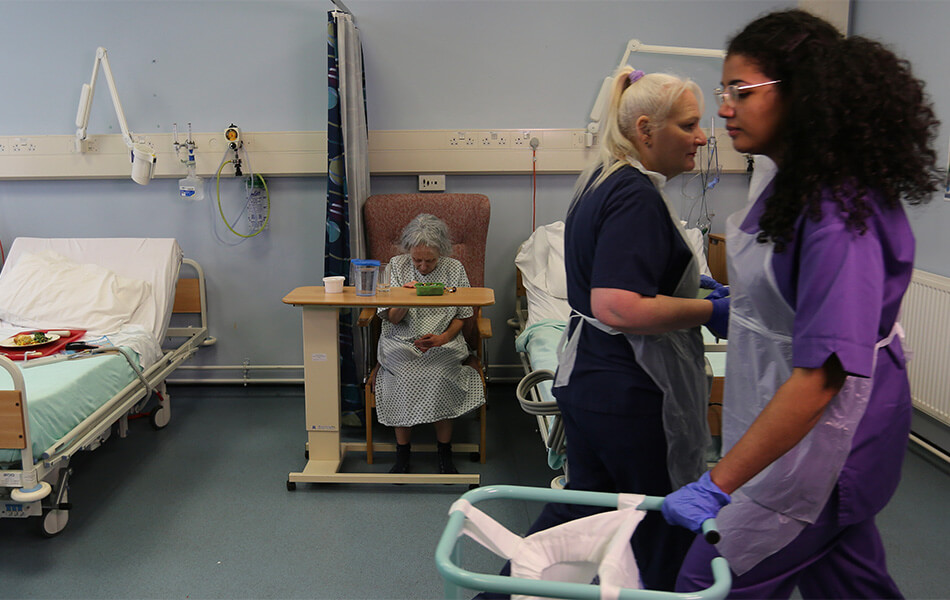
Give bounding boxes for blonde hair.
[572,66,703,202]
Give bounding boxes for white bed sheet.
[0,238,182,368]
[1,238,182,341]
[515,222,571,328]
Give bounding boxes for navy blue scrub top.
[557,164,694,414]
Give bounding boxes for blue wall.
[0,0,946,377]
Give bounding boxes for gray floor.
[1,383,948,599]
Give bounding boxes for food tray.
[415,282,445,296]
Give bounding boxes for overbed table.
[282,285,494,487]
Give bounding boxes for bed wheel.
[287,480,296,491]
[469,451,480,462]
[38,488,70,538]
[149,405,170,429]
[38,508,69,538]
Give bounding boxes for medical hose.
[214,147,270,239]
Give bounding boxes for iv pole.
[74,47,156,185]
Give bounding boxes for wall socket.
[418,174,446,191]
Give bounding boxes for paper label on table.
[310,424,339,431]
[311,353,328,362]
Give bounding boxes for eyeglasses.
[714,80,781,107]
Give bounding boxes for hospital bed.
[0,238,211,536]
[510,222,726,487]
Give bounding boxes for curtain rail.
[330,0,352,15]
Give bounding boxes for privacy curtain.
[326,10,370,424]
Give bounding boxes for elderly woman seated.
[372,213,486,475]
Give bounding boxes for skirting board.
[0,129,750,180]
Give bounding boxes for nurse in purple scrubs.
[662,10,942,599]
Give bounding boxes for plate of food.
[0,332,61,349]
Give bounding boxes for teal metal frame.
[436,485,731,600]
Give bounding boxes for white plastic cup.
[323,275,344,293]
[377,262,390,292]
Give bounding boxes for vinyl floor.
[1,383,947,599]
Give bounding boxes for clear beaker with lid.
[351,259,380,296]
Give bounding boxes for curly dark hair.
[727,10,942,251]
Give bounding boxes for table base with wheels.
[282,285,494,489]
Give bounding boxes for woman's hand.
[413,333,446,352]
[403,280,418,288]
[661,472,731,533]
[414,318,465,352]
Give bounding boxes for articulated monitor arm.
[74,47,156,184]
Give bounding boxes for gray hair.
[399,213,453,256]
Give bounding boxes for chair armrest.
[357,307,377,327]
[477,316,492,339]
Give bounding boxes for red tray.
[0,329,88,361]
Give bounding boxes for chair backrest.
[363,193,491,287]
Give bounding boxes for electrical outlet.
[418,174,446,191]
[12,138,36,153]
[75,138,99,153]
[447,132,467,147]
[512,131,535,147]
[478,131,510,147]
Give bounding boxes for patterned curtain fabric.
[326,12,361,424]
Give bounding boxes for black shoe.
[438,442,458,475]
[390,443,411,474]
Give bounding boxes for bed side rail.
[166,258,215,346]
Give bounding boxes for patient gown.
[374,254,485,427]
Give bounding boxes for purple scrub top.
[741,185,915,524]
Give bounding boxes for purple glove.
[706,297,730,339]
[706,285,730,301]
[661,472,731,534]
[699,274,725,291]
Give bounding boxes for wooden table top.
[282,285,494,307]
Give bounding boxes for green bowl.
[415,282,445,296]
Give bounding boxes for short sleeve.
[792,216,884,377]
[589,182,678,297]
[449,259,474,320]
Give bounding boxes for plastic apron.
[554,160,709,491]
[714,190,903,575]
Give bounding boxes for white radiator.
[901,269,950,426]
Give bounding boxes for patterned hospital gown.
[374,254,485,427]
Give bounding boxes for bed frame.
[0,258,211,536]
[510,233,729,488]
[508,269,568,488]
